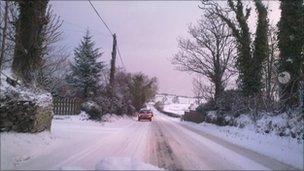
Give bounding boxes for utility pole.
[108,33,117,97]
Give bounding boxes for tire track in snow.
[52,121,141,169]
[54,120,153,170]
[150,119,183,170]
[153,113,268,170]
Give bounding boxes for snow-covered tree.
[66,31,104,99]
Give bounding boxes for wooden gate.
[53,97,82,115]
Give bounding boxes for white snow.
[0,112,159,170]
[154,94,199,104]
[0,131,54,169]
[60,166,84,170]
[1,98,302,170]
[163,103,189,115]
[235,114,254,128]
[0,68,53,108]
[180,120,304,169]
[95,157,163,170]
[155,94,199,115]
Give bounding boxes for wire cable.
[88,0,126,70]
[117,45,126,69]
[88,0,113,36]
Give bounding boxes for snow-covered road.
[2,108,300,170]
[149,109,298,170]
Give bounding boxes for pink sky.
[52,1,281,96]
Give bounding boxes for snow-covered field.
[163,103,190,115]
[155,94,199,115]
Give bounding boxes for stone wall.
[0,86,53,133]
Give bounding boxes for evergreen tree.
[66,31,104,99]
[129,73,158,111]
[278,0,304,109]
[252,0,269,95]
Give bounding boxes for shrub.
[217,90,247,116]
[195,99,217,114]
[182,110,204,123]
[154,101,164,111]
[81,101,102,120]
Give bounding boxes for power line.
[117,45,126,69]
[88,0,126,70]
[88,0,113,36]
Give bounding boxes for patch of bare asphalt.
[150,122,183,170]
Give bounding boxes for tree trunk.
[12,0,48,84]
[214,78,224,103]
[0,1,9,72]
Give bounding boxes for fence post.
[60,98,64,115]
[53,97,57,115]
[67,98,71,115]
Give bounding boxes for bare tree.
[201,0,269,99]
[0,1,9,72]
[262,25,280,110]
[172,14,236,102]
[0,1,18,71]
[192,76,214,104]
[34,5,69,91]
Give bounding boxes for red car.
[138,109,153,121]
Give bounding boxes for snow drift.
[95,157,162,170]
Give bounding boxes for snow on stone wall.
[0,70,53,132]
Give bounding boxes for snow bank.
[60,166,84,170]
[95,157,162,170]
[0,131,55,169]
[101,113,132,122]
[181,121,304,169]
[1,69,53,132]
[53,111,89,122]
[0,69,52,108]
[235,114,254,128]
[234,112,304,139]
